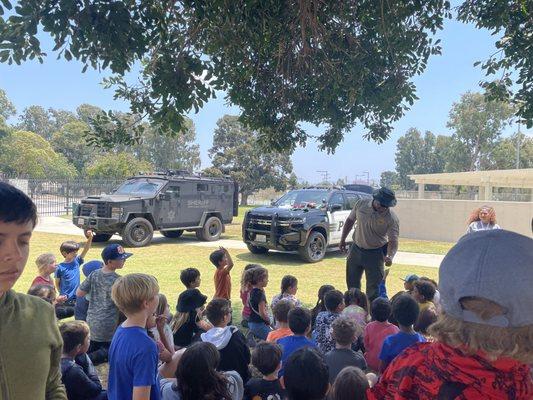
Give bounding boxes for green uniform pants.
[346,244,384,302]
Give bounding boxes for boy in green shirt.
[0,182,66,399]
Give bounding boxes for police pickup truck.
[242,187,372,262]
[73,171,238,247]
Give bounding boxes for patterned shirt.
[313,311,341,354]
[79,269,120,342]
[368,341,533,400]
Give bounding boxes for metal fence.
[1,176,123,216]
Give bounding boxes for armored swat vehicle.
[73,171,238,247]
[242,187,372,263]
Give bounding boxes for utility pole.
[363,171,370,185]
[516,120,521,169]
[317,170,329,184]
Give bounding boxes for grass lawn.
[17,231,439,324]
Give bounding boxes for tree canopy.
[0,130,77,178]
[209,115,293,205]
[0,0,454,151]
[85,152,153,179]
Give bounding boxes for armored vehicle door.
[157,183,182,228]
[327,192,351,245]
[177,181,210,226]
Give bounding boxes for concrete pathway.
[36,216,445,268]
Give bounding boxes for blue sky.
[0,14,530,184]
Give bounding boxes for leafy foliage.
[446,92,514,171]
[458,0,532,128]
[0,88,16,121]
[16,105,77,140]
[209,115,293,205]
[85,152,153,179]
[51,121,100,173]
[0,130,77,178]
[380,171,400,189]
[0,0,451,151]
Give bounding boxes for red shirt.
[368,341,533,400]
[30,275,54,289]
[214,268,231,300]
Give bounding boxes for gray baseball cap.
[439,229,533,328]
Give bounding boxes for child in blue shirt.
[379,294,426,372]
[277,307,316,377]
[55,231,93,304]
[108,273,161,400]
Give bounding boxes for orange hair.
[467,206,496,225]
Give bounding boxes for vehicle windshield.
[114,179,164,195]
[274,190,328,208]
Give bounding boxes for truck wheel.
[89,232,113,243]
[161,230,183,239]
[246,244,269,254]
[198,216,223,241]
[299,231,326,263]
[122,217,154,247]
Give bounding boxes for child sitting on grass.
[412,280,436,313]
[201,298,251,382]
[159,341,244,400]
[278,307,317,377]
[108,273,161,400]
[271,275,302,309]
[378,294,425,372]
[267,299,295,342]
[314,289,345,353]
[55,230,94,306]
[149,293,175,353]
[247,266,272,340]
[239,264,261,326]
[369,230,533,399]
[311,284,335,329]
[325,316,367,384]
[210,247,234,300]
[245,342,285,400]
[60,321,106,400]
[283,347,329,400]
[172,288,211,347]
[363,298,399,372]
[329,366,370,400]
[342,288,369,327]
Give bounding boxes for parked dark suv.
[73,171,238,247]
[242,187,372,262]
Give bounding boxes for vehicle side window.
[329,193,344,210]
[345,194,359,210]
[223,185,229,193]
[165,185,180,197]
[197,183,209,192]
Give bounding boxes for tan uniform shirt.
[349,199,399,256]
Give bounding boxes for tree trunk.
[240,192,249,206]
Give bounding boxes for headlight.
[111,207,123,219]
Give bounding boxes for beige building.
[395,169,533,242]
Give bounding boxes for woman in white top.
[466,206,501,234]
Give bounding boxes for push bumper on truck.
[72,202,122,234]
[242,212,307,250]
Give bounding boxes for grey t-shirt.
[160,370,243,400]
[79,269,120,342]
[324,348,367,384]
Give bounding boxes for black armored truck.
[72,171,238,247]
[242,187,372,263]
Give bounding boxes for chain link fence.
[1,175,123,216]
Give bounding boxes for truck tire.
[246,243,269,254]
[122,217,154,247]
[197,216,223,241]
[299,231,326,263]
[89,232,113,243]
[161,230,183,239]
